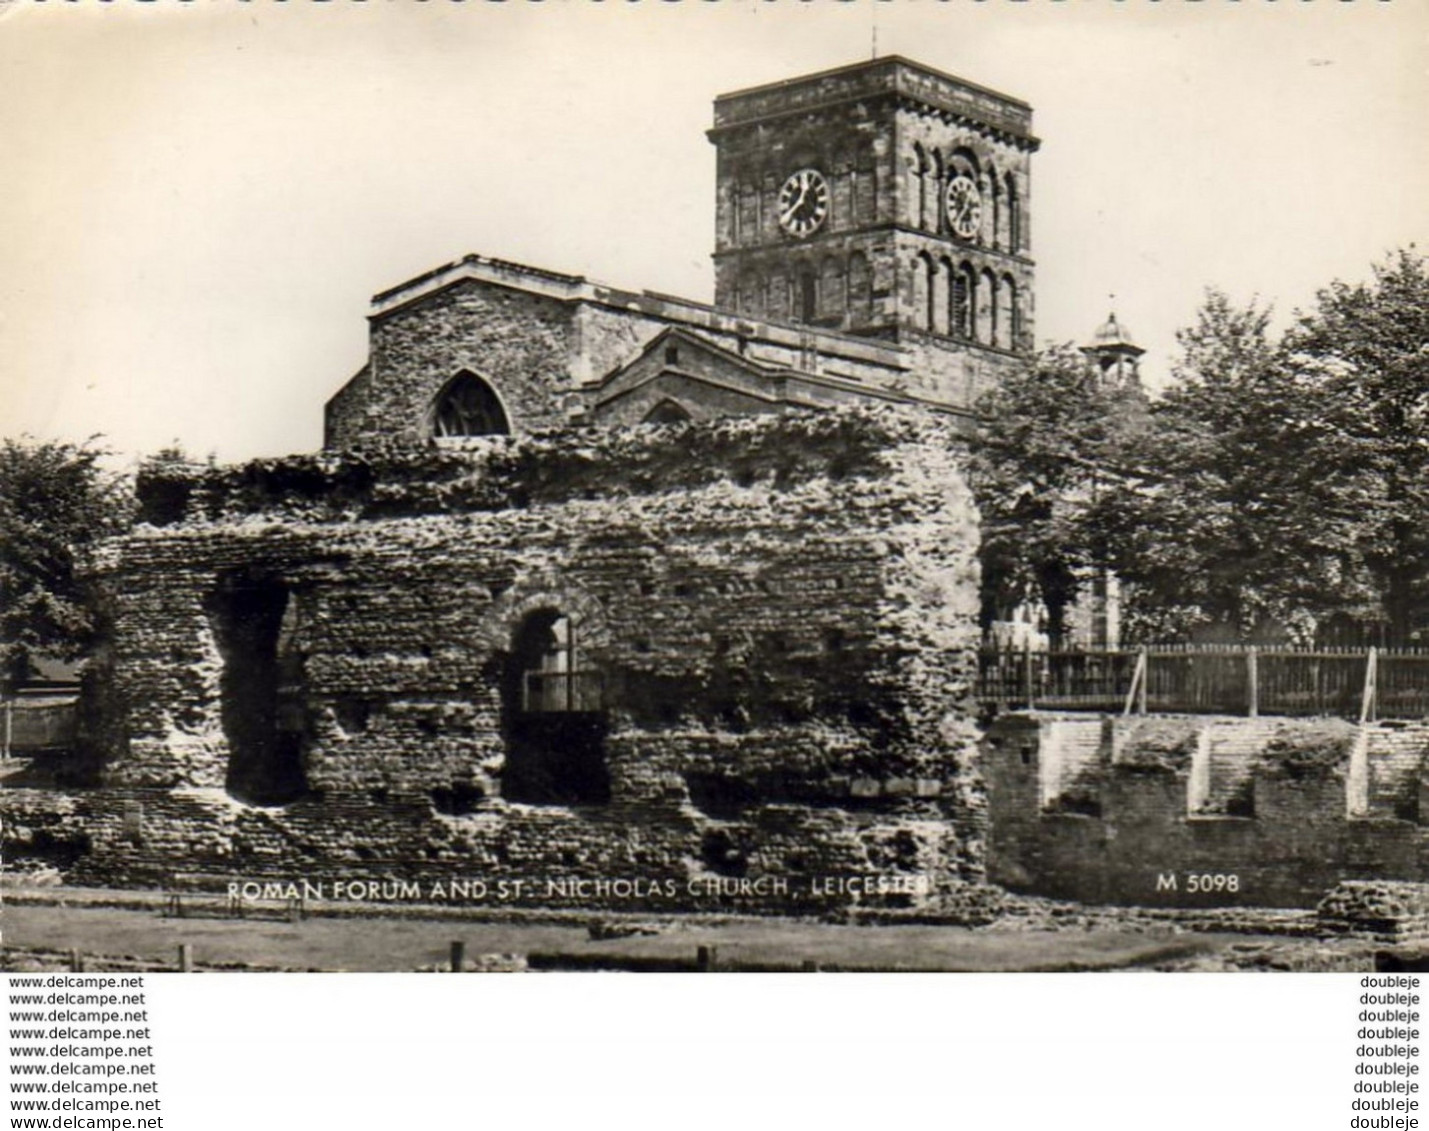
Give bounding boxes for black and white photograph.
[2,0,1428,984]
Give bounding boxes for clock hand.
[792,183,809,219]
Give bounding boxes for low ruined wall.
[39,409,985,913]
[986,713,1429,909]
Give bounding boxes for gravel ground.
[0,886,1381,973]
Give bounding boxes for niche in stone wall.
[205,571,311,806]
[500,608,609,805]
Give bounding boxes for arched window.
[929,150,945,233]
[820,257,845,319]
[766,271,788,320]
[913,253,935,332]
[1005,173,1021,253]
[911,143,928,230]
[797,264,817,323]
[847,252,871,324]
[989,270,1002,347]
[927,257,946,336]
[1002,274,1020,350]
[965,266,981,342]
[978,268,997,345]
[643,399,693,425]
[515,611,579,712]
[738,272,762,317]
[501,608,608,805]
[431,372,510,438]
[989,163,1002,251]
[739,182,760,244]
[941,257,958,338]
[852,164,875,225]
[949,148,981,181]
[952,261,973,340]
[832,151,854,230]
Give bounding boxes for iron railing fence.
[1,696,79,755]
[976,644,1429,720]
[521,669,604,714]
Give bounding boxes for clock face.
[945,174,982,240]
[777,168,829,238]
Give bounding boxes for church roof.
[587,325,944,421]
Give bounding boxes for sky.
[2,1,1425,465]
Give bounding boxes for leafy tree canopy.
[1096,289,1378,640]
[1283,247,1429,641]
[975,247,1429,647]
[970,342,1148,646]
[0,437,133,689]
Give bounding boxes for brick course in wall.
[23,409,986,913]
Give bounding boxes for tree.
[1283,248,1429,642]
[970,343,1147,647]
[0,437,132,691]
[1094,251,1428,644]
[974,251,1427,648]
[1091,290,1373,640]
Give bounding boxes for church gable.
[325,274,581,450]
[588,328,795,426]
[323,362,373,450]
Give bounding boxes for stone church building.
[14,57,1070,913]
[325,55,1039,446]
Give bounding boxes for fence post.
[1138,646,1149,716]
[1122,648,1146,717]
[1360,647,1378,725]
[1247,647,1259,718]
[1023,645,1035,712]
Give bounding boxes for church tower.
[708,57,1038,376]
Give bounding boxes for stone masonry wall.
[54,409,985,913]
[337,281,580,448]
[986,712,1429,909]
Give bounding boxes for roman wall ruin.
[21,408,988,913]
[985,712,1429,908]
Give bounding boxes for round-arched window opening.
[797,266,817,324]
[500,609,609,805]
[431,373,510,438]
